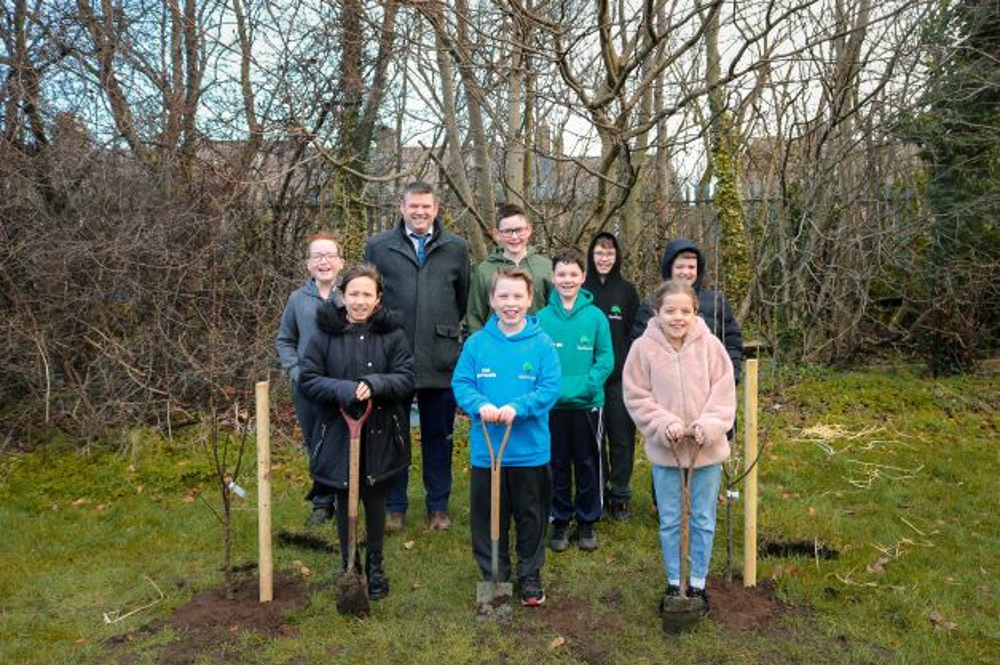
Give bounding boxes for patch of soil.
[167,570,309,636]
[530,587,628,665]
[103,571,311,665]
[706,573,789,632]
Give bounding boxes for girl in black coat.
[300,264,415,599]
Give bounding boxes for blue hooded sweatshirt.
[452,315,562,468]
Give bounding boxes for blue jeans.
[386,388,456,514]
[651,463,722,588]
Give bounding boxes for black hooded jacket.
[582,232,640,383]
[299,303,415,488]
[630,238,743,383]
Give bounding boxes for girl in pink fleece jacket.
[622,280,736,610]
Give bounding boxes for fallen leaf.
[549,636,566,649]
[72,498,89,507]
[135,485,144,494]
[411,582,423,589]
[808,506,817,518]
[75,638,88,645]
[51,504,58,511]
[403,540,416,550]
[928,610,957,631]
[127,463,136,473]
[781,492,793,500]
[95,504,107,512]
[867,556,890,574]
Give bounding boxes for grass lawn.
[0,366,996,664]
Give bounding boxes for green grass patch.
[0,367,996,664]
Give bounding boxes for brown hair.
[651,279,698,312]
[551,247,586,272]
[339,263,383,297]
[402,180,436,201]
[496,203,527,228]
[305,231,341,256]
[490,267,534,297]
[676,250,699,262]
[593,237,615,251]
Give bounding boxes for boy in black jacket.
[583,232,641,520]
[631,238,742,383]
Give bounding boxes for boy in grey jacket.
[276,232,345,527]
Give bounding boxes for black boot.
[366,550,389,600]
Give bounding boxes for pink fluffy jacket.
[623,315,736,468]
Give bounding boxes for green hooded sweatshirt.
[536,288,614,409]
[466,248,553,333]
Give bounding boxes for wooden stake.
[743,359,759,587]
[256,381,273,603]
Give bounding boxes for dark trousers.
[600,382,637,502]
[386,388,456,514]
[334,480,389,564]
[470,465,551,582]
[549,408,603,525]
[294,381,334,511]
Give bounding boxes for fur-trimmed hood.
[316,302,405,336]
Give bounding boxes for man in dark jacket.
[364,181,470,532]
[583,232,641,520]
[631,238,742,383]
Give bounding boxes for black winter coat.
[630,238,743,383]
[364,218,470,390]
[299,304,415,488]
[583,231,640,384]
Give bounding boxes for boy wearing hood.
[631,239,742,382]
[452,267,562,606]
[583,232,641,520]
[466,204,553,334]
[537,248,614,552]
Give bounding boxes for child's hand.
[479,404,501,423]
[691,423,706,446]
[665,422,685,443]
[355,382,371,401]
[497,405,517,424]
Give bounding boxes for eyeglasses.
[593,250,616,259]
[308,252,341,262]
[497,226,529,238]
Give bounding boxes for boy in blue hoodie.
[453,267,561,607]
[537,248,614,552]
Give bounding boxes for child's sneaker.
[657,585,682,615]
[577,523,598,551]
[688,586,710,615]
[549,523,570,552]
[520,573,546,607]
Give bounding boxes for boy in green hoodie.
[537,248,614,551]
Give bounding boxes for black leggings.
[334,480,389,562]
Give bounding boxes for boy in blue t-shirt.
[452,267,561,607]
